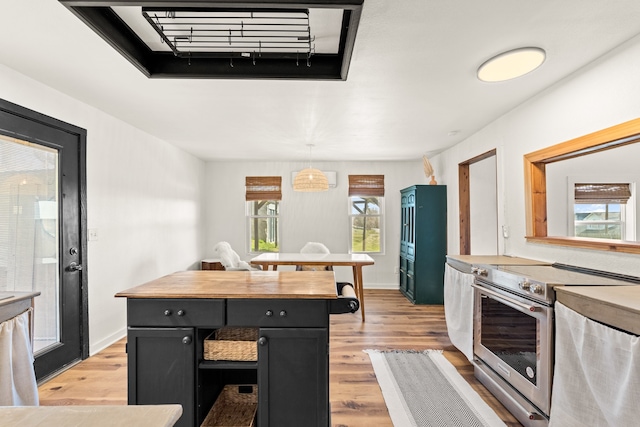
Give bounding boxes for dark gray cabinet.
[258,328,329,426]
[125,298,330,427]
[399,185,447,304]
[127,327,195,427]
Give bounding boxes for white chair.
[296,242,360,314]
[297,242,332,271]
[212,241,261,271]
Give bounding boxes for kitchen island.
[115,270,338,427]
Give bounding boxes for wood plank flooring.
[38,289,522,426]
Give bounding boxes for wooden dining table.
[250,253,375,321]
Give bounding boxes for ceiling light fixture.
[293,144,329,192]
[477,47,546,82]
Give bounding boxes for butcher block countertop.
[115,270,338,300]
[555,285,640,335]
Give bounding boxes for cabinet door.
[128,327,195,427]
[399,256,407,293]
[257,328,329,427]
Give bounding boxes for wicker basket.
[201,384,257,427]
[204,328,258,361]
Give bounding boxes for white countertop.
[555,286,640,335]
[0,404,182,427]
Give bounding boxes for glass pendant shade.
[293,167,329,192]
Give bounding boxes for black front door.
[0,98,88,380]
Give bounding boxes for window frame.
[246,199,280,254]
[348,195,384,254]
[348,175,385,254]
[567,177,636,242]
[245,176,282,254]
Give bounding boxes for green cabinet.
[399,185,447,304]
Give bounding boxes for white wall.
[0,64,207,355]
[469,156,498,254]
[205,160,428,288]
[436,33,640,277]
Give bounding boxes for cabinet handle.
[164,309,172,316]
[279,310,287,317]
[265,310,273,317]
[258,337,267,346]
[177,309,185,316]
[182,336,192,345]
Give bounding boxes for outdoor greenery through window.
[348,175,384,253]
[573,183,632,240]
[246,176,281,253]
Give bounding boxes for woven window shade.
[245,176,282,201]
[574,183,632,204]
[348,175,385,197]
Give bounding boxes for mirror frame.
[524,117,640,254]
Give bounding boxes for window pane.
[350,197,381,215]
[351,216,380,252]
[0,137,60,354]
[247,200,279,252]
[574,203,622,239]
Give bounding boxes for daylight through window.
[348,175,384,253]
[573,183,632,240]
[246,176,281,253]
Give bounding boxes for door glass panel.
[0,135,59,354]
[479,296,538,385]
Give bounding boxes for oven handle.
[471,283,540,313]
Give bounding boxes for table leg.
[352,266,365,322]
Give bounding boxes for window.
[573,183,632,240]
[348,175,384,253]
[246,176,281,253]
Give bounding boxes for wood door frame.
[0,98,89,365]
[458,149,497,255]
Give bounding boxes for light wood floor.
[38,290,522,426]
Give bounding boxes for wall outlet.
[394,266,399,274]
[88,228,99,241]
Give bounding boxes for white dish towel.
[0,309,39,406]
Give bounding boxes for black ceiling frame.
[59,0,364,80]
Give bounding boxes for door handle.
[67,262,83,272]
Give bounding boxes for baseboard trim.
[90,328,127,356]
[363,282,399,290]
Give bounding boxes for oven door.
[472,280,553,415]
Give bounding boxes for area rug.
[364,350,506,427]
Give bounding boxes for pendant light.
[293,144,329,192]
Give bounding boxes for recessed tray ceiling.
[59,0,363,80]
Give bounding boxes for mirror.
[524,117,640,254]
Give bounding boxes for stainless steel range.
[471,263,639,427]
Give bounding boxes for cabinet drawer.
[127,299,225,327]
[227,299,328,327]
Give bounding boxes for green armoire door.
[399,185,447,304]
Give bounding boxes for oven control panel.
[473,266,553,304]
[519,281,544,295]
